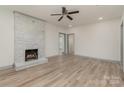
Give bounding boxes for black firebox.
[25,49,38,61]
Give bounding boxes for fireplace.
[25,49,38,61]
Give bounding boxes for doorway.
[67,34,75,55]
[59,33,66,55]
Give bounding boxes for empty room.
[0,5,124,87]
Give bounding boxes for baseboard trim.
[75,54,120,64]
[47,55,59,59]
[0,65,14,71]
[47,54,69,59]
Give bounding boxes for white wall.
[45,23,67,57]
[0,7,14,67]
[68,19,120,61]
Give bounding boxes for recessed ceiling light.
[98,17,103,20]
[68,24,72,27]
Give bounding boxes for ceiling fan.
[51,7,79,21]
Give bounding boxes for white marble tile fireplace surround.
[14,12,48,71]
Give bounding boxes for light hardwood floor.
[0,55,124,87]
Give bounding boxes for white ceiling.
[6,5,124,28]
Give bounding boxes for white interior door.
[59,33,66,55]
[68,34,74,55]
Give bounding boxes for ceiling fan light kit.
[51,7,79,21]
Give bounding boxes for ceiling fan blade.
[67,15,73,20]
[51,14,62,16]
[62,7,66,14]
[58,16,63,21]
[68,11,79,14]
